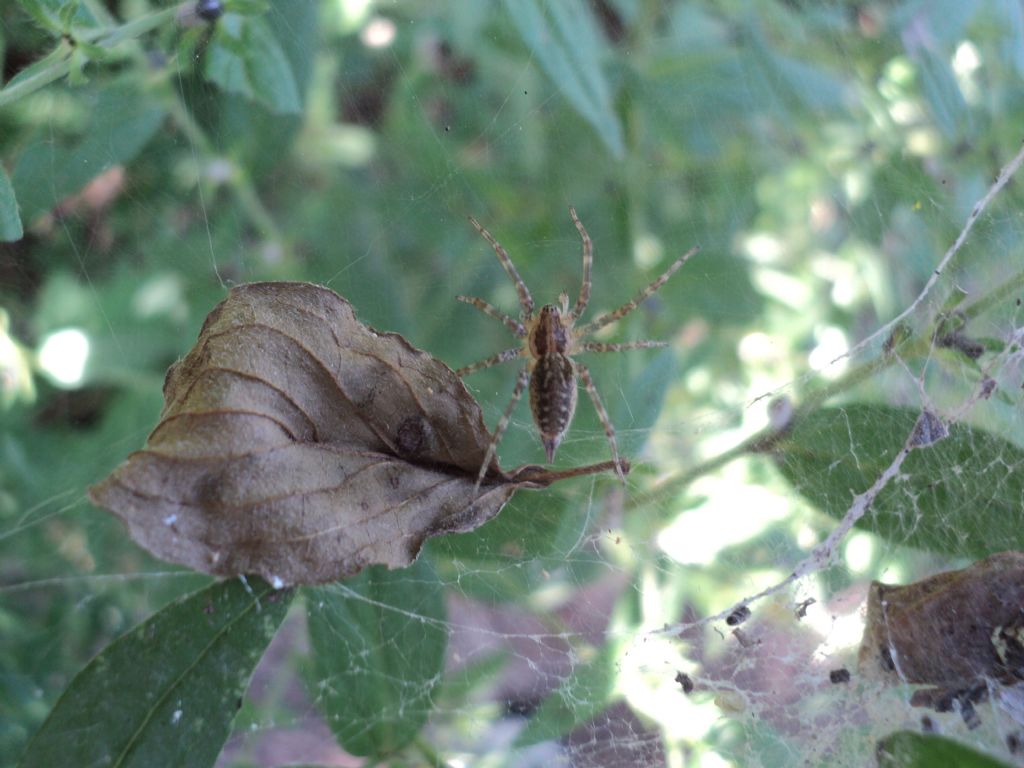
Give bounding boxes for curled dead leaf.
[858,551,1024,721]
[90,282,623,585]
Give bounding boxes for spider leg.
[456,295,527,337]
[576,246,700,338]
[474,366,530,491]
[469,216,535,320]
[578,340,669,353]
[577,363,627,483]
[457,347,524,377]
[569,207,592,321]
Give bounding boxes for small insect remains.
[457,208,700,487]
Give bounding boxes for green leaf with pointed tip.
[776,404,1024,558]
[306,558,447,757]
[204,13,300,114]
[503,0,624,158]
[0,166,23,242]
[18,578,294,768]
[877,731,1014,768]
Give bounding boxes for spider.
[457,208,700,487]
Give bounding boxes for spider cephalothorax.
[457,208,699,486]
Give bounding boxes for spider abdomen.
[529,353,578,461]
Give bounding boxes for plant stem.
[0,50,72,108]
[0,7,177,108]
[627,267,1020,512]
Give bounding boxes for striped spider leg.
[457,207,700,489]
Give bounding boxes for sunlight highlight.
[133,273,187,321]
[807,325,849,375]
[800,555,880,658]
[953,41,981,79]
[658,479,790,565]
[37,328,90,388]
[842,167,869,204]
[807,597,868,656]
[361,16,396,48]
[618,633,721,748]
[742,232,784,263]
[752,266,811,308]
[633,233,663,268]
[952,40,982,104]
[906,127,940,156]
[843,531,876,573]
[737,331,777,365]
[336,0,374,32]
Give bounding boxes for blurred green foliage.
[2,0,1024,766]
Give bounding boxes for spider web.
[2,1,1024,766]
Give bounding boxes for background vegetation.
[2,0,1024,766]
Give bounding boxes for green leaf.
[876,731,1014,768]
[0,165,23,242]
[504,0,624,158]
[514,645,616,746]
[742,21,847,114]
[15,0,63,33]
[243,15,301,113]
[18,578,294,768]
[776,405,1024,558]
[435,651,508,709]
[195,0,314,176]
[204,13,301,115]
[429,490,576,602]
[16,0,101,33]
[57,1,79,32]
[11,82,166,222]
[306,557,447,757]
[227,0,270,16]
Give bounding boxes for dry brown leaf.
[858,551,1024,721]
[90,282,621,586]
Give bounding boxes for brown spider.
[457,207,700,486]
